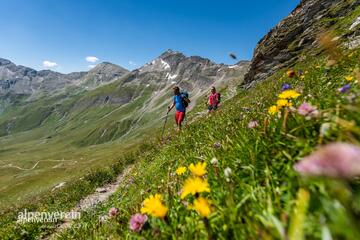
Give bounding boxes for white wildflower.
[210,157,219,165]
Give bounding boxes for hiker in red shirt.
[208,86,221,113]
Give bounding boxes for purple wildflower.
[294,143,360,179]
[338,84,351,93]
[281,83,292,92]
[129,214,148,232]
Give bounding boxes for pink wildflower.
[108,207,119,218]
[129,213,148,232]
[294,143,360,179]
[248,120,259,129]
[297,102,319,118]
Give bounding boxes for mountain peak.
[80,62,129,88]
[89,62,129,73]
[0,58,13,66]
[159,49,184,59]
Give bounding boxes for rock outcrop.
[244,0,360,86]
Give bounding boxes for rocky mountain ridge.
[125,49,249,94]
[0,58,129,97]
[244,0,360,85]
[0,49,248,103]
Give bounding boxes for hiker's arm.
[168,101,175,112]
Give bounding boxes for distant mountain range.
[0,58,129,97]
[0,50,250,142]
[0,50,248,101]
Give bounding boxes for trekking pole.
[161,110,169,142]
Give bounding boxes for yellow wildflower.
[345,76,354,81]
[268,105,279,115]
[276,99,292,108]
[300,75,305,80]
[189,162,207,177]
[176,166,187,175]
[181,177,210,199]
[141,194,168,218]
[193,197,212,218]
[278,90,301,99]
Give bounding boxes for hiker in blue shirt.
[168,86,190,131]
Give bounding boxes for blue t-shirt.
[173,95,185,112]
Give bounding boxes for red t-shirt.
[209,93,219,106]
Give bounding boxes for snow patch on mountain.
[160,59,170,70]
[167,74,177,80]
[228,65,238,69]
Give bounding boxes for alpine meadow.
[1,0,360,239]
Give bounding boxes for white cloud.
[43,60,58,68]
[129,60,137,66]
[86,56,99,63]
[88,65,96,69]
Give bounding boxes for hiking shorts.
[175,111,185,125]
[208,105,218,111]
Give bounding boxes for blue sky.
[0,0,299,73]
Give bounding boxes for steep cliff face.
[244,0,360,86]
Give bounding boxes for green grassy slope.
[46,9,360,239]
[55,49,360,239]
